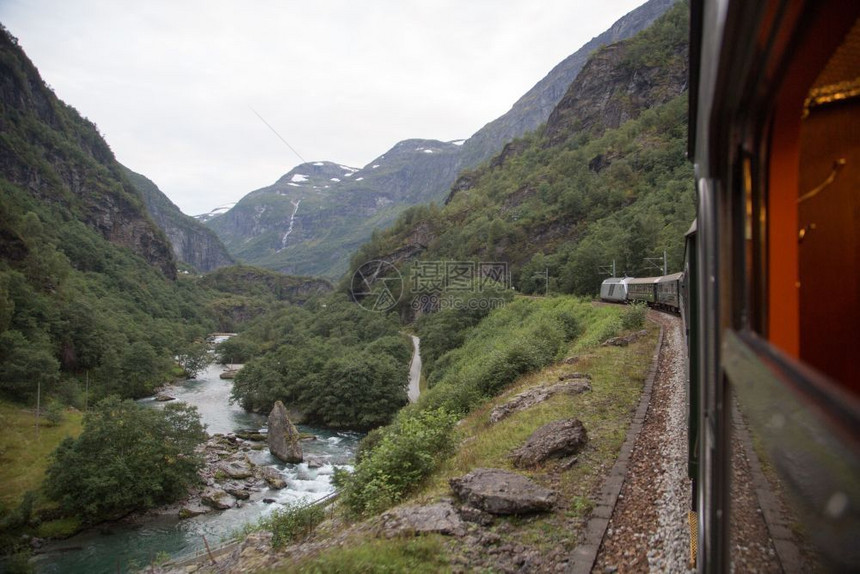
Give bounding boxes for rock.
[224,483,251,500]
[459,504,495,526]
[263,498,277,504]
[258,466,287,489]
[267,401,303,463]
[511,419,588,468]
[218,458,254,480]
[380,501,466,538]
[220,369,239,379]
[179,504,211,519]
[201,487,236,510]
[602,329,648,347]
[305,455,325,469]
[561,356,580,365]
[236,429,267,441]
[449,468,556,515]
[155,393,176,401]
[489,381,591,423]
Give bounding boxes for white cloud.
[0,0,645,214]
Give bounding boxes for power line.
[249,107,307,165]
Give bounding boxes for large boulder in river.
[449,468,556,515]
[267,401,303,463]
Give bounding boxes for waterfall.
[279,199,301,250]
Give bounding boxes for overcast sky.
[1,0,644,215]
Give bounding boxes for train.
[600,272,685,313]
[686,0,858,571]
[604,1,859,570]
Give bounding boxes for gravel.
[593,312,694,573]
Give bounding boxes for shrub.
[339,408,458,516]
[44,400,64,426]
[621,302,647,330]
[258,501,325,548]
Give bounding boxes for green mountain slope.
[348,1,693,298]
[0,26,215,402]
[206,141,462,279]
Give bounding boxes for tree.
[44,397,206,522]
[175,340,212,378]
[306,352,408,429]
[0,330,60,401]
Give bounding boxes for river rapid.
[31,362,360,574]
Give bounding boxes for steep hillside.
[458,0,678,168]
[0,30,176,279]
[349,1,693,299]
[206,140,462,279]
[205,0,677,280]
[0,26,217,402]
[121,165,234,272]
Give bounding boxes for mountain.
[194,202,236,223]
[121,165,234,272]
[347,0,693,302]
[205,140,462,279]
[0,31,176,279]
[0,25,221,401]
[457,0,678,169]
[204,0,678,280]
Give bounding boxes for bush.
[339,408,458,516]
[621,302,647,330]
[258,501,325,548]
[44,397,205,522]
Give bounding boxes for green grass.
[284,312,658,570]
[278,536,451,573]
[0,400,83,512]
[35,516,82,539]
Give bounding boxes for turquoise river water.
[29,362,360,574]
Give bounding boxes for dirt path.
[407,335,421,403]
[593,311,693,573]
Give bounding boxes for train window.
[797,19,860,391]
[764,7,859,393]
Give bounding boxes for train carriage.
[688,0,860,570]
[655,272,683,312]
[626,276,660,304]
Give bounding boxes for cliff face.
[457,0,678,169]
[122,166,234,272]
[0,29,176,278]
[544,3,688,145]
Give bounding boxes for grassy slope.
[278,303,657,571]
[0,400,83,534]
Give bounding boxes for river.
[31,362,360,574]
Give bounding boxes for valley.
[0,1,700,572]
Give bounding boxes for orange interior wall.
[766,112,800,357]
